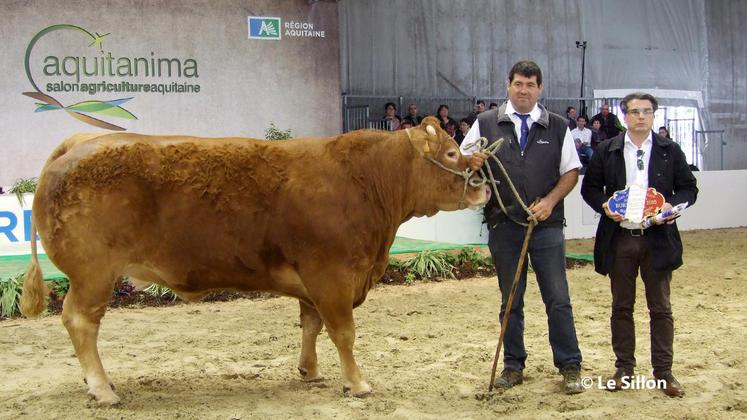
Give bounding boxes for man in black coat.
[590,103,622,139]
[581,92,698,398]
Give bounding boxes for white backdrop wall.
[0,0,341,187]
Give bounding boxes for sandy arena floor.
[1,228,745,419]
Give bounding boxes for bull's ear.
[405,127,431,157]
[420,115,440,128]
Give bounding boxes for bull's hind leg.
[298,301,324,381]
[61,273,119,405]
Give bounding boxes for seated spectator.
[382,102,401,131]
[445,120,457,139]
[658,126,672,139]
[402,103,423,126]
[489,102,498,110]
[590,103,622,139]
[400,119,414,130]
[435,104,457,131]
[571,115,594,162]
[454,118,471,145]
[590,119,607,150]
[566,106,578,130]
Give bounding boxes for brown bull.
[20,116,490,405]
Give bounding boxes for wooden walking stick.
[488,217,537,392]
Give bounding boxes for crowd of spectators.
[379,100,642,167]
[379,100,497,146]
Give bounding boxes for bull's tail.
[20,224,46,318]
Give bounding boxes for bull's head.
[407,116,491,215]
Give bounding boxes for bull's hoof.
[298,367,324,382]
[343,382,372,398]
[88,388,121,406]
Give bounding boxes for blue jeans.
[488,222,582,371]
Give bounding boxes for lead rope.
[405,128,538,391]
[461,137,539,392]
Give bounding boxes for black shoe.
[561,365,584,394]
[606,367,634,392]
[494,368,523,389]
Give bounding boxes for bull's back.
[33,133,345,290]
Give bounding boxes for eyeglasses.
[628,108,655,117]
[636,149,645,170]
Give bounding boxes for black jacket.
[580,132,698,275]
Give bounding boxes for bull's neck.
[350,131,418,229]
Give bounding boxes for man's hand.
[602,201,624,222]
[527,197,557,222]
[658,203,679,225]
[468,152,488,172]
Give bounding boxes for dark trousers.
[610,232,674,376]
[488,223,582,371]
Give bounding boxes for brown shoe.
[655,373,685,397]
[606,368,634,392]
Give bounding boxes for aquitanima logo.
[23,24,138,131]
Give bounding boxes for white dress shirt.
[460,101,581,176]
[570,127,592,147]
[620,131,653,229]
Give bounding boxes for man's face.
[477,103,485,113]
[568,108,577,119]
[601,104,610,116]
[577,117,586,129]
[459,121,470,133]
[507,74,542,114]
[624,99,655,136]
[408,105,418,116]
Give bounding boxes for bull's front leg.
[314,299,372,397]
[298,301,324,381]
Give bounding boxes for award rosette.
[607,185,665,224]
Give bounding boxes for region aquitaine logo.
[23,24,200,131]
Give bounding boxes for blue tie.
[515,113,530,151]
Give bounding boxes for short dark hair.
[576,115,587,122]
[437,104,449,113]
[489,102,498,108]
[459,118,470,125]
[620,92,659,114]
[384,102,397,111]
[566,106,576,114]
[508,60,543,85]
[476,100,485,106]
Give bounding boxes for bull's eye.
[445,149,459,162]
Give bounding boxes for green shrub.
[455,247,493,269]
[10,177,38,206]
[404,272,416,285]
[48,278,70,299]
[401,250,455,280]
[0,273,24,318]
[387,258,405,269]
[264,122,293,140]
[143,284,178,301]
